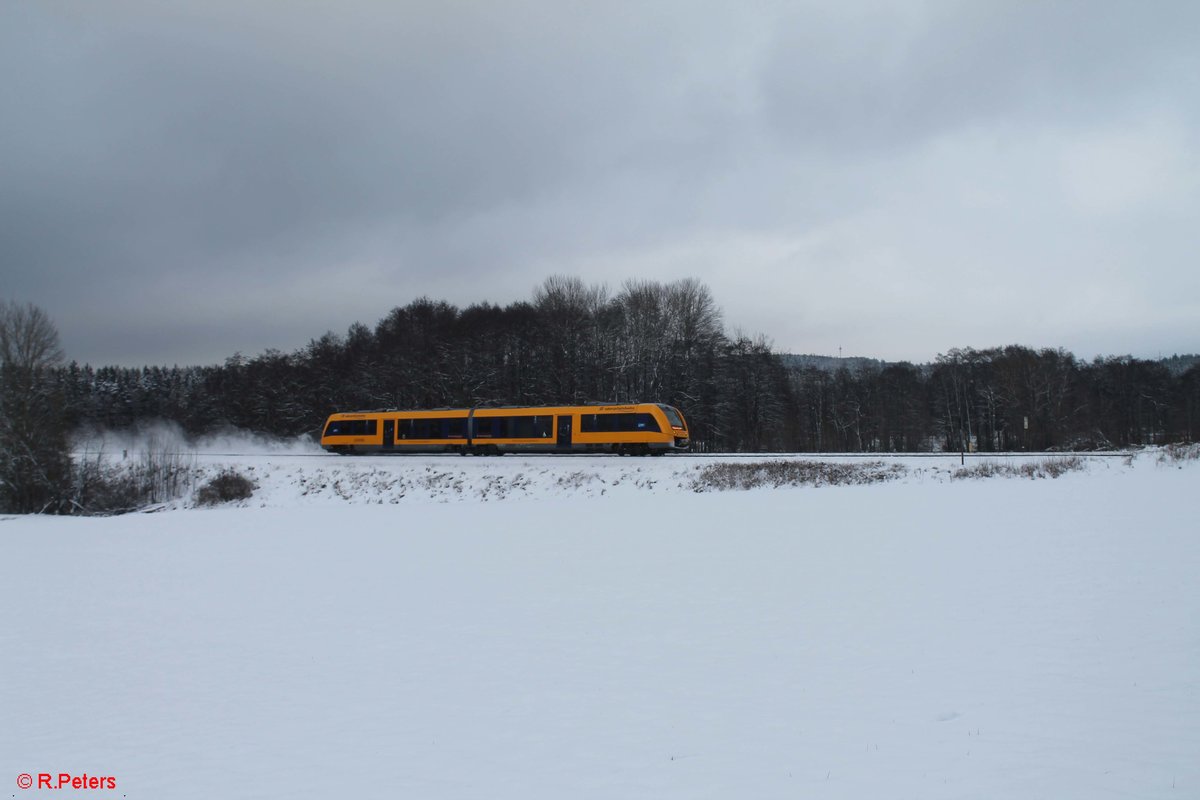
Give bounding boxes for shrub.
[1159,443,1200,464]
[195,470,255,506]
[691,460,907,492]
[70,445,195,515]
[950,456,1085,481]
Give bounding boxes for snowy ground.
[2,445,1197,798]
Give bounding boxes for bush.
[1159,443,1200,464]
[950,456,1085,481]
[70,445,195,515]
[691,460,907,492]
[195,470,255,506]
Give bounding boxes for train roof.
[327,402,670,417]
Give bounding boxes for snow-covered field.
[3,446,1197,798]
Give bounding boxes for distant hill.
[1159,354,1200,376]
[780,352,1200,376]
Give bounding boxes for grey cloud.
[1,1,1196,365]
[5,2,729,270]
[761,1,1200,154]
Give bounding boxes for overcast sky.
[3,1,1198,367]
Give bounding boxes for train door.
[382,419,395,450]
[556,415,572,450]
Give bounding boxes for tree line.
[51,276,788,453]
[38,280,1200,455]
[788,347,1199,453]
[3,281,1198,512]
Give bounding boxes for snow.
[2,449,1197,798]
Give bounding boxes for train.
[320,403,690,455]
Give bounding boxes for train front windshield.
[659,405,686,429]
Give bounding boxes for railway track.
[72,450,1134,460]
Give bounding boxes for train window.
[472,415,552,439]
[399,417,467,439]
[635,413,661,432]
[324,419,378,437]
[510,415,552,438]
[658,405,685,428]
[581,413,661,433]
[582,413,614,433]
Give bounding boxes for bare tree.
[533,275,610,402]
[613,279,668,401]
[0,302,64,372]
[0,301,71,513]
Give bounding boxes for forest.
[40,276,1200,454]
